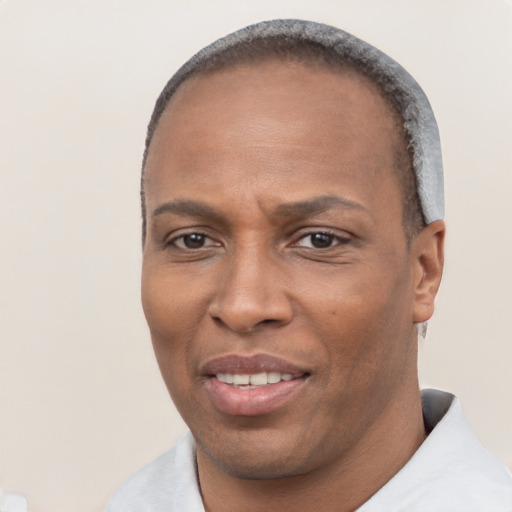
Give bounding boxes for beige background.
[1,0,511,511]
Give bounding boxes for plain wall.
[1,1,511,511]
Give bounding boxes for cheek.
[305,263,413,379]
[141,267,206,392]
[141,264,207,337]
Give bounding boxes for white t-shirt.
[106,390,512,511]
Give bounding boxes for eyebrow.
[152,195,368,223]
[152,200,223,220]
[275,195,368,218]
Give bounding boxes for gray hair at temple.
[140,19,444,243]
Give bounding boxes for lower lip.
[205,376,307,416]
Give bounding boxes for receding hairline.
[140,20,444,238]
[142,52,424,243]
[149,54,401,144]
[140,22,443,244]
[142,35,410,169]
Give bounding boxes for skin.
[142,60,445,512]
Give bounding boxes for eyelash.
[293,230,351,250]
[166,229,350,251]
[166,231,219,250]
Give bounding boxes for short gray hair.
[141,19,444,241]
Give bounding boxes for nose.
[207,245,293,334]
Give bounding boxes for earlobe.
[412,220,445,323]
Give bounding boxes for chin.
[206,451,305,481]
[195,428,317,480]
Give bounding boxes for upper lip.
[201,354,308,377]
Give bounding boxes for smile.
[216,372,295,388]
[201,354,309,416]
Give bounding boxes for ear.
[411,220,445,323]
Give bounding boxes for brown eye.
[171,232,218,250]
[309,233,335,248]
[182,233,206,248]
[296,232,343,249]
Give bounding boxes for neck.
[197,385,426,512]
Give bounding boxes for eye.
[295,232,349,249]
[170,232,219,250]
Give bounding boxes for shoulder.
[359,390,512,511]
[105,431,204,512]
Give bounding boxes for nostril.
[207,282,293,332]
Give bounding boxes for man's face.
[142,60,423,479]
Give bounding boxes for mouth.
[201,354,310,416]
[216,371,296,389]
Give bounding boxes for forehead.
[144,60,404,220]
[171,59,397,124]
[148,60,402,165]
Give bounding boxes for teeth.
[216,372,297,387]
[249,372,267,385]
[233,374,250,385]
[267,372,281,384]
[217,373,233,384]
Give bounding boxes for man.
[107,19,512,511]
